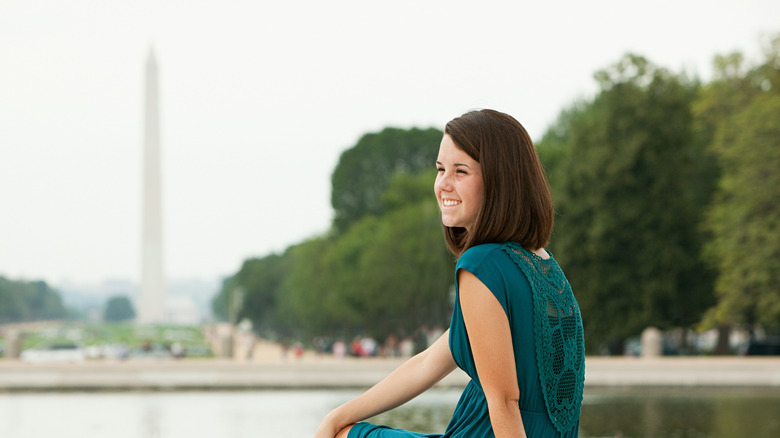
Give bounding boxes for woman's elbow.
[485,389,520,410]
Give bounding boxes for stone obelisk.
[138,48,165,324]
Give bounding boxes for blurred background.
[1,1,779,436]
[3,0,777,357]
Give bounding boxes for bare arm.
[314,331,457,438]
[458,269,527,438]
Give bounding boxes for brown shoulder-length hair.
[442,109,554,257]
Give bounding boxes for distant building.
[165,296,201,325]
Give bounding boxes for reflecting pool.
[0,387,778,437]
[579,387,780,438]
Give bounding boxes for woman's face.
[434,134,484,232]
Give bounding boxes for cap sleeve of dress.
[455,243,509,315]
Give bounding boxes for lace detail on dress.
[502,242,585,436]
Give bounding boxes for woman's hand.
[313,412,351,438]
[313,422,338,438]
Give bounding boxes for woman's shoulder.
[457,243,507,268]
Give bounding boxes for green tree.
[104,295,136,322]
[353,198,453,338]
[699,37,780,332]
[331,127,443,232]
[236,253,291,336]
[211,277,231,321]
[255,128,449,342]
[0,276,67,323]
[277,236,341,338]
[330,171,453,339]
[0,276,29,323]
[536,103,588,195]
[544,54,716,353]
[277,171,453,341]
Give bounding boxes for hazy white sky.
[1,0,778,286]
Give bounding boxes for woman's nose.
[435,172,452,192]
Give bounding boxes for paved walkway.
[1,356,779,391]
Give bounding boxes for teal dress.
[349,243,585,438]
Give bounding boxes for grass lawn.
[2,322,213,358]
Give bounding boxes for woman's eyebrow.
[436,161,472,169]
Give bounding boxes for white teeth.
[442,199,461,207]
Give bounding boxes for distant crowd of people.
[297,327,447,360]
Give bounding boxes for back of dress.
[448,242,585,437]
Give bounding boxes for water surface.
[1,387,778,437]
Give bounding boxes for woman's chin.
[442,220,465,230]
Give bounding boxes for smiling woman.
[315,110,584,438]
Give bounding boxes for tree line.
[213,35,780,354]
[0,276,139,324]
[0,276,68,324]
[212,127,452,347]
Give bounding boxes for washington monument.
[138,48,165,324]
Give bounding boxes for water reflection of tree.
[711,391,780,438]
[579,389,780,438]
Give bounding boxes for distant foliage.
[699,35,780,331]
[218,34,780,353]
[539,54,717,352]
[331,127,443,233]
[213,129,453,342]
[0,276,67,323]
[103,295,136,322]
[215,252,292,336]
[278,171,453,340]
